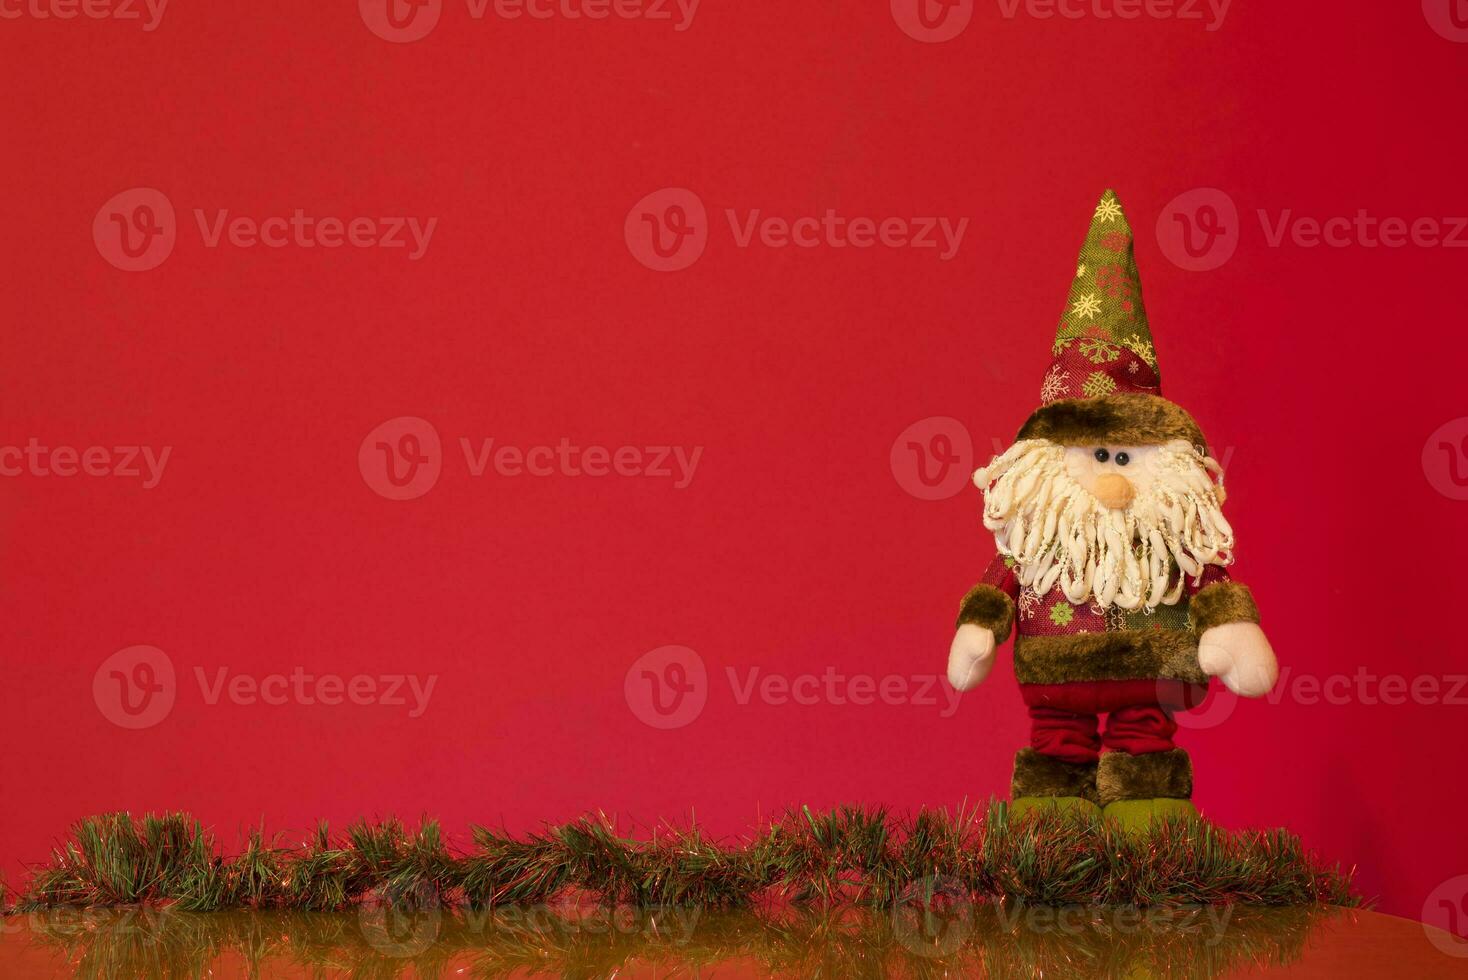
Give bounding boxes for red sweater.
[960,556,1253,687]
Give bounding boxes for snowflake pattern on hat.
[1043,191,1162,403]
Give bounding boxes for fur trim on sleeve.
[1190,581,1260,634]
[957,583,1016,644]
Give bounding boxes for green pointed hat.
[1016,190,1207,450]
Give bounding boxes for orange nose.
[1094,473,1135,510]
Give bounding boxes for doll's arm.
[947,557,1019,691]
[1192,570,1278,698]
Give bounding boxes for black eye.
[1115,452,1130,466]
[1093,448,1110,463]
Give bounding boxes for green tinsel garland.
[6,802,1359,913]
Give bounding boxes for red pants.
[1020,679,1207,765]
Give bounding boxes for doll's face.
[1061,444,1164,511]
[976,436,1233,608]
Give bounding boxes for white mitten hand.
[947,624,996,691]
[1198,622,1279,698]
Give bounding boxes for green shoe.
[1010,796,1102,821]
[1101,798,1199,833]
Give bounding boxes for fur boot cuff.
[1097,748,1192,806]
[1011,748,1099,803]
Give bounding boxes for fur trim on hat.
[1017,393,1206,450]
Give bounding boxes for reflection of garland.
[20,903,1342,980]
[7,803,1358,913]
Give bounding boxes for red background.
[3,1,1466,925]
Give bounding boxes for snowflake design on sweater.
[1082,371,1118,398]
[1039,366,1069,404]
[1018,587,1043,620]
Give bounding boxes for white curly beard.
[973,439,1234,611]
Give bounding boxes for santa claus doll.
[947,191,1279,828]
